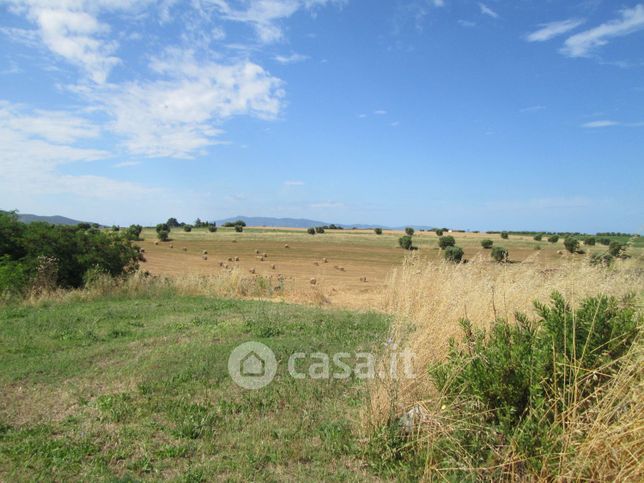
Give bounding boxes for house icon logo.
[228,341,277,389]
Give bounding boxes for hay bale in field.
[271,264,276,269]
[322,257,328,263]
[140,248,145,253]
[219,261,224,267]
[249,268,256,274]
[314,261,319,266]
[255,249,260,254]
[154,241,159,246]
[557,250,564,255]
[169,244,174,249]
[234,256,239,261]
[339,266,345,272]
[360,276,367,282]
[227,257,233,262]
[310,278,317,285]
[284,244,289,248]
[183,247,187,252]
[202,255,208,260]
[262,253,267,258]
[202,250,208,255]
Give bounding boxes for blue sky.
[0,0,642,232]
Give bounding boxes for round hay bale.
[183,247,187,252]
[249,268,256,274]
[314,261,319,266]
[271,264,276,269]
[234,256,239,261]
[154,241,159,245]
[202,255,208,260]
[310,278,317,285]
[255,249,260,254]
[202,250,208,255]
[284,244,289,248]
[322,257,328,263]
[169,244,174,249]
[262,253,267,258]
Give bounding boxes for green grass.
[0,295,390,481]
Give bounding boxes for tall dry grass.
[366,252,643,480]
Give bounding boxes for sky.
[0,0,643,233]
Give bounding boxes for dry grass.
[365,252,643,480]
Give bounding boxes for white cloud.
[0,100,154,201]
[2,1,151,83]
[113,160,141,168]
[310,201,344,209]
[79,48,285,158]
[209,0,344,44]
[562,5,644,58]
[458,19,476,28]
[373,109,387,115]
[478,3,498,19]
[520,105,546,113]
[390,121,400,127]
[274,53,309,64]
[284,180,304,186]
[525,18,584,42]
[581,120,619,128]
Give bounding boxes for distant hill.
[16,213,90,225]
[215,215,431,231]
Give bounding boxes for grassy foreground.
[0,295,389,481]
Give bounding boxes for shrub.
[435,229,443,236]
[307,227,316,235]
[480,239,493,249]
[207,225,217,233]
[126,224,142,240]
[112,225,120,232]
[547,235,559,243]
[491,246,508,262]
[166,217,180,228]
[398,235,413,250]
[315,226,325,234]
[224,220,246,228]
[234,225,243,233]
[405,227,415,236]
[444,246,464,263]
[533,234,543,241]
[157,229,170,241]
[438,235,455,249]
[430,292,639,477]
[156,223,170,233]
[563,237,579,253]
[500,231,509,239]
[590,253,613,267]
[597,237,611,246]
[183,225,193,232]
[374,228,383,235]
[583,237,595,246]
[608,241,626,257]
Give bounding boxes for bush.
[563,237,579,253]
[0,211,139,292]
[500,231,509,239]
[597,237,611,246]
[405,227,415,236]
[608,241,626,257]
[183,225,193,232]
[583,237,595,246]
[156,223,170,233]
[166,217,180,228]
[234,225,243,233]
[435,229,443,236]
[398,235,413,250]
[208,225,217,233]
[438,236,455,249]
[491,246,508,262]
[374,228,383,235]
[444,246,464,263]
[480,239,493,249]
[533,234,543,241]
[547,235,559,243]
[126,224,142,240]
[430,292,639,477]
[112,225,120,232]
[224,220,246,228]
[315,226,325,234]
[157,230,170,241]
[590,253,613,267]
[307,227,316,235]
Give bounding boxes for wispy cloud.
[373,109,387,115]
[562,5,644,57]
[274,53,309,64]
[581,119,644,128]
[458,19,476,28]
[520,105,546,113]
[284,180,304,186]
[525,18,585,42]
[390,121,400,127]
[113,160,141,168]
[310,201,344,209]
[478,3,498,19]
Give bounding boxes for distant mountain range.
[16,213,91,225]
[216,216,434,231]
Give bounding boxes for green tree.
[481,239,493,249]
[438,235,456,249]
[491,246,508,262]
[444,246,464,263]
[405,227,415,236]
[399,235,413,250]
[374,228,383,235]
[500,231,509,239]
